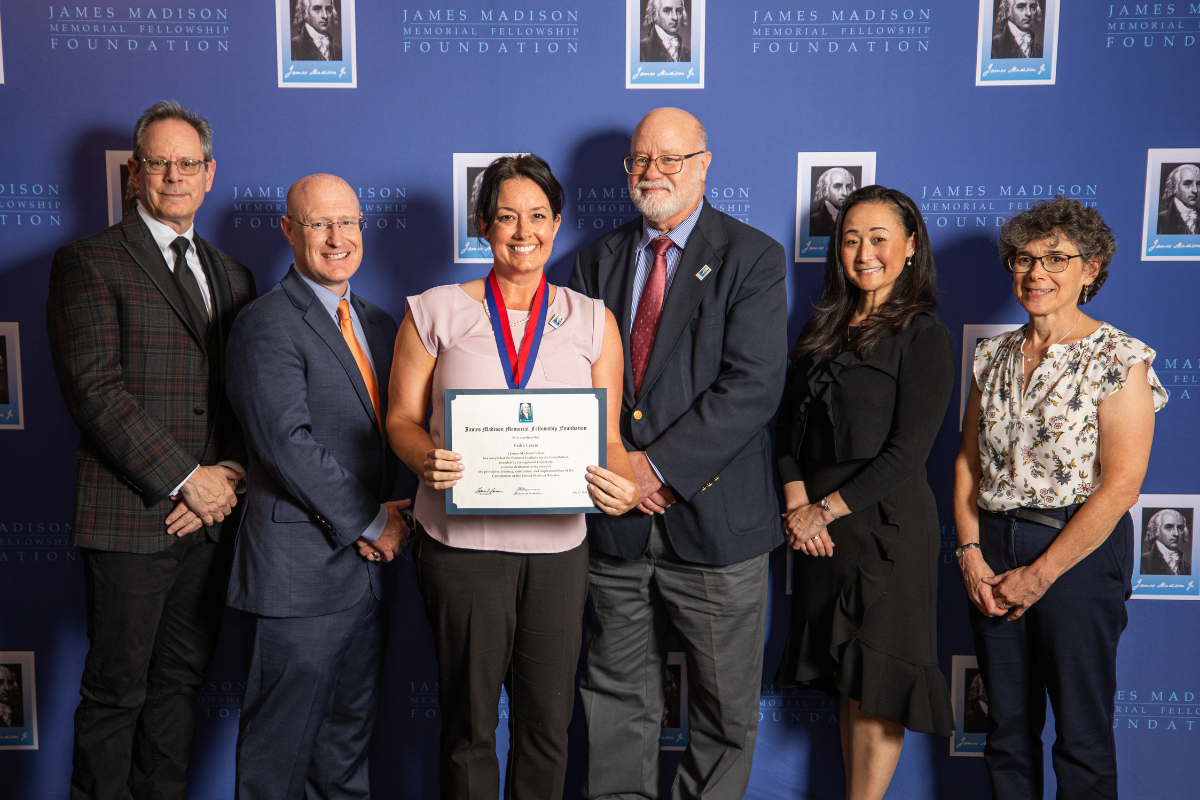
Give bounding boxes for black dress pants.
[71,530,234,800]
[970,505,1133,800]
[414,533,590,800]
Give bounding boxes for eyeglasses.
[1006,253,1083,273]
[286,215,367,233]
[622,151,705,176]
[136,157,209,176]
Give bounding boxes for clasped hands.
[783,503,835,557]
[354,499,413,563]
[958,548,1053,621]
[421,448,640,516]
[166,464,245,536]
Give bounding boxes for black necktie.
[170,236,209,326]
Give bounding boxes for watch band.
[955,542,981,559]
[820,496,840,520]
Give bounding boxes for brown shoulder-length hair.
[791,184,938,363]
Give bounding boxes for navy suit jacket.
[569,200,787,566]
[226,266,413,618]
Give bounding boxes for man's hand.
[166,465,245,535]
[355,499,413,563]
[628,451,675,514]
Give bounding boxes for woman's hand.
[983,565,1054,621]
[422,449,464,490]
[783,503,835,557]
[959,548,1003,617]
[586,465,640,516]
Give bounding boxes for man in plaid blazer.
[46,101,256,800]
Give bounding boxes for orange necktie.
[337,300,381,429]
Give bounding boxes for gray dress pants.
[581,517,769,800]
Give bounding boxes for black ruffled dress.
[773,312,956,735]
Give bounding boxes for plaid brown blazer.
[46,210,256,553]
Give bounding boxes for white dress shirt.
[137,202,212,315]
[654,24,681,61]
[1155,539,1182,574]
[306,22,332,59]
[1007,20,1032,57]
[1174,197,1198,234]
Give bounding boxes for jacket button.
[194,407,205,415]
[633,410,642,420]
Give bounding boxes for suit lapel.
[638,202,725,399]
[120,212,206,347]
[597,226,640,408]
[283,268,381,431]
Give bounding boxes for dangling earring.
[1082,285,1091,303]
[905,257,912,268]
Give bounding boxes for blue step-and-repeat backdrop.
[0,2,1197,798]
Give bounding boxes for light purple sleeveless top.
[406,283,606,553]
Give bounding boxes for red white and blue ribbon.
[484,270,548,389]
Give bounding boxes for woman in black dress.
[775,185,955,799]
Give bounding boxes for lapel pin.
[696,265,711,280]
[549,314,566,329]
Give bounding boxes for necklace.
[1023,309,1081,363]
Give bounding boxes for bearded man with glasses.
[46,100,256,800]
[569,107,788,800]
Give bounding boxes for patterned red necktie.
[630,236,673,396]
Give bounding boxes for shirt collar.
[655,24,680,56]
[297,269,353,319]
[137,201,195,253]
[1156,538,1181,569]
[1007,20,1032,51]
[637,198,704,256]
[1174,196,1197,225]
[305,22,330,47]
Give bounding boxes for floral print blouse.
[973,323,1168,512]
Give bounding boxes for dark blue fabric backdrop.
[1,2,1196,798]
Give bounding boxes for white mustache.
[635,180,673,193]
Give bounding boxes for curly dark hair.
[791,185,938,363]
[473,154,564,236]
[998,196,1116,305]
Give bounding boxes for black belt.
[994,507,1068,530]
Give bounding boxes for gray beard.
[631,175,703,226]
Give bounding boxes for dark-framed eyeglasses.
[286,214,367,233]
[1005,253,1083,273]
[136,157,209,176]
[623,151,705,176]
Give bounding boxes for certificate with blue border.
[445,389,606,515]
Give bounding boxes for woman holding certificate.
[387,154,639,800]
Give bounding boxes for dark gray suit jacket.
[225,266,412,618]
[1158,202,1197,235]
[570,201,787,566]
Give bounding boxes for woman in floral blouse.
[954,197,1168,800]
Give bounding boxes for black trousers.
[414,533,590,800]
[71,530,234,800]
[970,505,1133,800]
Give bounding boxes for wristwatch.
[820,496,841,520]
[955,542,981,559]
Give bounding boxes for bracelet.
[955,542,980,559]
[820,496,841,521]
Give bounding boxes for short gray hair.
[998,196,1116,305]
[1160,163,1199,212]
[294,0,339,29]
[132,101,213,161]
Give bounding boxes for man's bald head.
[632,107,707,154]
[281,174,364,296]
[286,173,359,219]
